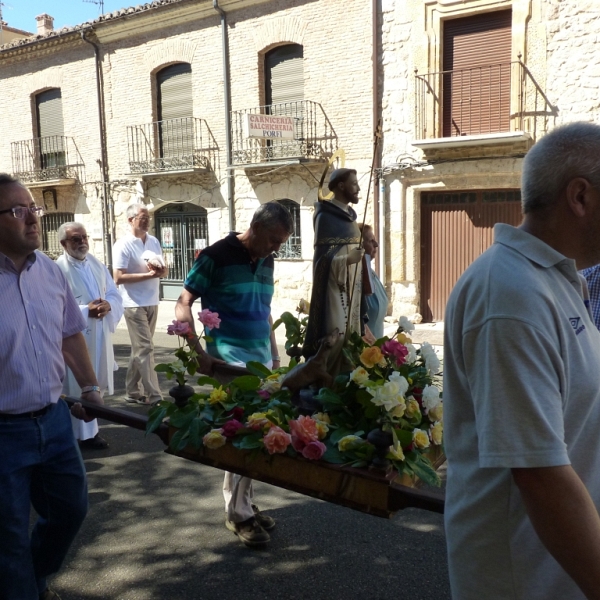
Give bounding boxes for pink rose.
[289,415,319,445]
[291,435,306,453]
[221,419,243,438]
[257,389,271,399]
[198,309,221,330]
[227,407,245,421]
[263,426,292,454]
[381,339,409,366]
[167,320,192,337]
[301,440,327,460]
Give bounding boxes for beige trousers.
[124,306,162,403]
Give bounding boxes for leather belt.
[0,404,54,419]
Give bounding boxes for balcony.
[413,60,556,156]
[127,117,218,176]
[12,136,84,184]
[231,100,337,167]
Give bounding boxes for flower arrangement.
[148,314,443,487]
[156,310,222,386]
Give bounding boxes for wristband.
[272,356,280,361]
[81,385,101,394]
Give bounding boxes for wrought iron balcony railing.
[414,59,556,141]
[12,136,85,183]
[231,100,337,166]
[127,117,219,174]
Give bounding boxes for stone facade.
[2,0,598,321]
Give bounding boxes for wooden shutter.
[265,44,304,107]
[157,63,193,158]
[442,10,512,137]
[36,88,64,138]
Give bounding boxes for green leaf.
[204,335,213,343]
[322,446,347,464]
[196,376,221,388]
[315,387,343,406]
[169,428,188,452]
[189,417,210,448]
[146,405,168,434]
[169,408,197,430]
[246,361,272,378]
[395,428,413,448]
[405,452,441,487]
[234,432,263,450]
[230,375,261,391]
[154,364,173,373]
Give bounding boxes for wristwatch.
[272,356,281,361]
[81,385,101,394]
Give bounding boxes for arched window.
[265,44,304,108]
[275,199,301,260]
[156,63,193,162]
[35,88,65,170]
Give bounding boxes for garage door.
[420,189,522,322]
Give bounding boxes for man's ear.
[60,240,66,249]
[565,177,594,219]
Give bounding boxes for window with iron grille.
[40,212,74,260]
[274,199,301,260]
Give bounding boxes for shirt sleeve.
[184,253,214,297]
[104,265,124,332]
[463,317,570,469]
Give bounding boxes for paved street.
[49,323,450,600]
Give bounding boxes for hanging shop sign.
[244,114,296,140]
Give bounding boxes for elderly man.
[444,122,600,599]
[175,201,293,547]
[113,203,167,406]
[0,174,102,600]
[302,168,365,374]
[57,222,124,449]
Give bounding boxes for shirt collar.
[0,250,37,273]
[494,223,575,270]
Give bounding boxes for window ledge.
[25,178,78,189]
[412,131,532,150]
[230,158,327,170]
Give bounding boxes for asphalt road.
[49,329,451,600]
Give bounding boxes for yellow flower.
[314,412,331,424]
[208,386,228,405]
[389,400,407,418]
[388,444,405,461]
[297,298,310,314]
[360,346,384,369]
[350,366,370,386]
[203,429,226,449]
[430,421,443,445]
[428,403,443,423]
[413,428,430,449]
[397,332,412,345]
[405,397,421,420]
[338,435,363,452]
[247,412,270,430]
[315,420,329,440]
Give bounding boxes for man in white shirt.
[444,121,600,599]
[112,204,167,405]
[56,222,124,449]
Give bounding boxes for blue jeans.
[0,400,88,600]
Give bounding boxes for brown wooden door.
[442,10,512,137]
[420,189,523,322]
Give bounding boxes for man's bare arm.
[512,465,600,599]
[268,314,280,370]
[62,332,103,421]
[175,289,224,375]
[113,267,160,285]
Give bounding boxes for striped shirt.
[0,251,86,413]
[184,233,274,366]
[582,265,600,330]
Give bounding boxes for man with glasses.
[0,174,103,600]
[56,222,124,449]
[113,203,167,405]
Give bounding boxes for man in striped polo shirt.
[175,201,293,547]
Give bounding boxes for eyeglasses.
[133,215,150,222]
[0,206,44,219]
[65,235,89,243]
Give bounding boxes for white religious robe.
[56,252,124,440]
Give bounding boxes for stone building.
[0,0,375,312]
[1,0,598,321]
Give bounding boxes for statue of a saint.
[303,168,366,375]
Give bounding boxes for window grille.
[274,199,301,260]
[40,212,74,260]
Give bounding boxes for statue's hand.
[346,248,364,265]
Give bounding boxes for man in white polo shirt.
[444,122,600,599]
[113,203,167,405]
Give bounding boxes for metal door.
[155,203,208,300]
[420,189,522,322]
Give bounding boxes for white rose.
[368,381,403,412]
[420,342,441,375]
[388,371,409,397]
[405,343,418,363]
[399,316,415,333]
[349,366,370,387]
[422,384,441,413]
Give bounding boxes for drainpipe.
[81,29,113,272]
[213,0,235,232]
[372,0,382,279]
